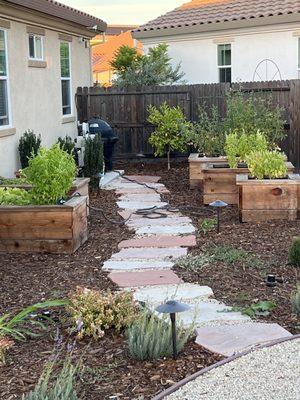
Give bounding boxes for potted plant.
[237,150,300,222]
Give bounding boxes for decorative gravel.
[166,339,300,400]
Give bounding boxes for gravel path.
[166,339,300,400]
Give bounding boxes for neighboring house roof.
[134,0,300,38]
[106,25,138,35]
[6,0,107,32]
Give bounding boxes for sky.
[61,0,184,25]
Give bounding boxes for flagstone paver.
[126,216,192,227]
[111,247,187,260]
[108,270,182,288]
[135,224,196,236]
[117,201,168,210]
[118,235,197,249]
[123,175,161,183]
[103,260,174,272]
[116,187,170,195]
[118,194,162,202]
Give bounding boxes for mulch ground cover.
[0,181,222,400]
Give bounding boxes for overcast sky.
[62,0,184,25]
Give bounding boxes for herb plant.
[246,150,287,180]
[19,130,41,169]
[83,135,104,189]
[289,238,300,267]
[199,218,217,234]
[57,136,75,155]
[0,187,32,205]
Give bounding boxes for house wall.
[0,19,92,177]
[141,23,300,84]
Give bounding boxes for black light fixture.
[155,300,190,359]
[209,200,228,233]
[266,274,277,288]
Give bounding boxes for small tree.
[148,103,189,170]
[18,130,41,169]
[83,135,104,190]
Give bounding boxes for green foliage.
[57,136,75,155]
[19,130,41,169]
[174,254,210,273]
[224,130,269,168]
[184,106,225,157]
[289,238,300,267]
[0,300,68,341]
[0,176,28,185]
[223,90,285,145]
[207,245,264,269]
[22,356,78,400]
[226,300,277,318]
[148,102,190,169]
[199,218,217,234]
[83,135,104,188]
[0,187,32,205]
[291,284,300,315]
[126,312,192,360]
[24,144,76,205]
[246,150,287,180]
[68,287,137,340]
[111,44,185,87]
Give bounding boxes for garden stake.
[209,200,228,233]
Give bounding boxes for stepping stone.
[118,194,161,202]
[111,247,187,260]
[117,201,168,210]
[135,224,196,235]
[131,284,214,307]
[123,175,161,183]
[109,182,166,190]
[116,187,169,195]
[103,260,174,271]
[109,270,182,288]
[119,210,180,220]
[195,323,293,357]
[173,301,251,328]
[118,235,197,249]
[127,216,192,227]
[100,170,124,188]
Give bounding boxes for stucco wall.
[0,19,92,177]
[141,24,300,84]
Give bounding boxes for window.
[218,44,231,83]
[60,42,72,116]
[28,34,43,60]
[0,29,9,127]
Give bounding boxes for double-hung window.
[218,44,231,83]
[0,29,9,127]
[60,41,72,116]
[29,34,43,60]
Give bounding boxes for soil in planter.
[212,162,248,168]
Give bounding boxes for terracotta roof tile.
[135,0,300,33]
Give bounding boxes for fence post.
[289,80,300,168]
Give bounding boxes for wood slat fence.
[76,80,300,168]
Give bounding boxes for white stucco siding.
[142,24,300,84]
[0,20,92,177]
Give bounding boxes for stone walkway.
[103,174,292,357]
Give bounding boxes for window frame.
[28,34,44,61]
[0,28,11,129]
[217,43,232,84]
[60,41,72,117]
[297,38,300,70]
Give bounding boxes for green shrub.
[0,187,32,205]
[207,245,264,269]
[57,136,75,155]
[199,218,217,234]
[291,284,300,314]
[0,176,28,185]
[68,287,137,340]
[24,144,76,205]
[126,312,192,360]
[289,238,300,267]
[83,135,104,188]
[246,150,287,180]
[224,130,268,168]
[19,130,41,169]
[174,254,210,273]
[148,102,190,170]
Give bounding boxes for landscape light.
[209,200,228,233]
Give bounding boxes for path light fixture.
[209,200,228,233]
[266,274,277,288]
[155,300,190,360]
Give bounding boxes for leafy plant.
[243,300,277,317]
[111,44,185,87]
[0,176,28,185]
[174,254,210,273]
[291,284,300,315]
[199,218,217,234]
[57,136,75,155]
[22,356,78,400]
[126,311,192,360]
[148,102,190,170]
[289,238,300,267]
[24,144,76,205]
[246,150,287,180]
[68,287,137,340]
[19,130,41,169]
[0,187,32,205]
[207,245,264,269]
[0,299,68,341]
[225,130,268,168]
[83,135,104,189]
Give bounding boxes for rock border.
[152,334,300,400]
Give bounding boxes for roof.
[134,0,300,37]
[6,0,107,32]
[106,25,138,35]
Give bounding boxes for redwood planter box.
[236,173,300,222]
[0,195,88,253]
[188,153,228,188]
[202,161,295,205]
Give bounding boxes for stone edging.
[152,334,300,400]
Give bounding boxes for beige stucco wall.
[0,19,92,177]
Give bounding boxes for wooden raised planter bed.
[202,161,295,205]
[0,195,88,254]
[188,153,228,188]
[236,173,300,222]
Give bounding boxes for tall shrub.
[57,136,75,155]
[19,130,41,169]
[83,135,104,189]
